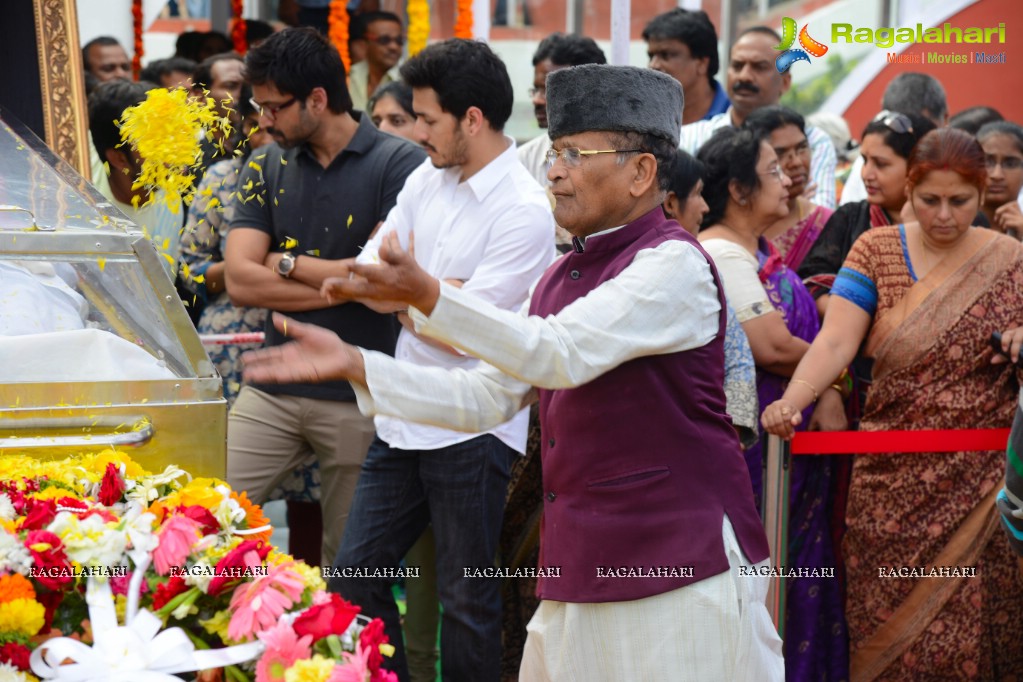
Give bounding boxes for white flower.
[48,512,128,567]
[184,559,215,592]
[0,529,31,575]
[0,493,15,522]
[124,465,189,506]
[0,661,38,682]
[213,485,246,529]
[122,507,158,563]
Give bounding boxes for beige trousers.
[227,386,376,565]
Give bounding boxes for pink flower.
[208,540,270,596]
[153,515,201,575]
[255,620,312,682]
[326,644,372,682]
[227,561,306,642]
[109,571,148,597]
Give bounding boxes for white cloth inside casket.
[0,261,88,335]
[2,329,176,381]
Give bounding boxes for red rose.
[55,497,89,512]
[20,498,56,531]
[151,575,188,610]
[24,530,73,591]
[292,593,361,642]
[98,463,126,506]
[206,540,271,596]
[176,505,221,536]
[359,617,390,673]
[0,642,31,670]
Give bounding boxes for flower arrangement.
[406,0,430,56]
[0,451,396,682]
[117,87,233,214]
[328,0,351,78]
[453,0,474,39]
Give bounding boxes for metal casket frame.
[0,110,226,478]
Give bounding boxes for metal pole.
[763,434,791,638]
[720,0,737,75]
[566,0,584,36]
[210,0,230,34]
[609,0,630,65]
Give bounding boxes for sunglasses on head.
[366,34,405,47]
[872,110,914,134]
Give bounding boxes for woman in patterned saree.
[697,127,848,681]
[744,106,834,271]
[763,128,1023,680]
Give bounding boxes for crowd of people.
[73,7,1023,681]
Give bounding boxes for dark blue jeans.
[331,434,516,682]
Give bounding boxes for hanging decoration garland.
[131,0,143,79]
[453,0,474,39]
[406,0,430,56]
[231,0,247,54]
[328,0,351,77]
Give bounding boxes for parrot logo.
[775,17,828,73]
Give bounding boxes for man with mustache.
[679,26,838,209]
[223,27,425,569]
[517,33,606,188]
[347,11,405,112]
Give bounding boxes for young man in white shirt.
[332,39,554,682]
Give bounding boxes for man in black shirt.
[224,27,425,565]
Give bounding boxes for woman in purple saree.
[698,127,848,681]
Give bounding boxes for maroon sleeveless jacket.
[529,208,769,603]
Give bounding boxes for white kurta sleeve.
[352,346,536,433]
[410,239,721,389]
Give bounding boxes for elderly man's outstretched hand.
[321,232,442,315]
[242,313,366,385]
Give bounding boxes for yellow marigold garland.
[407,0,430,56]
[117,87,232,213]
[328,0,351,77]
[454,0,474,39]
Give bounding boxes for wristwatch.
[277,252,297,278]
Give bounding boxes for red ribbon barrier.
[789,428,1011,455]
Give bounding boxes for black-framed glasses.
[366,34,405,47]
[873,110,914,134]
[528,87,546,98]
[545,147,642,168]
[250,96,298,119]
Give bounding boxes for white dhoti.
[519,517,784,681]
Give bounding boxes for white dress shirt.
[363,139,555,453]
[352,235,721,432]
[517,132,551,188]
[679,108,838,209]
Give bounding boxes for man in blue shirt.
[644,9,730,125]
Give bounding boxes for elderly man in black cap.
[242,64,784,680]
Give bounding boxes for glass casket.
[0,111,225,477]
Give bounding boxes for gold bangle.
[790,378,819,402]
